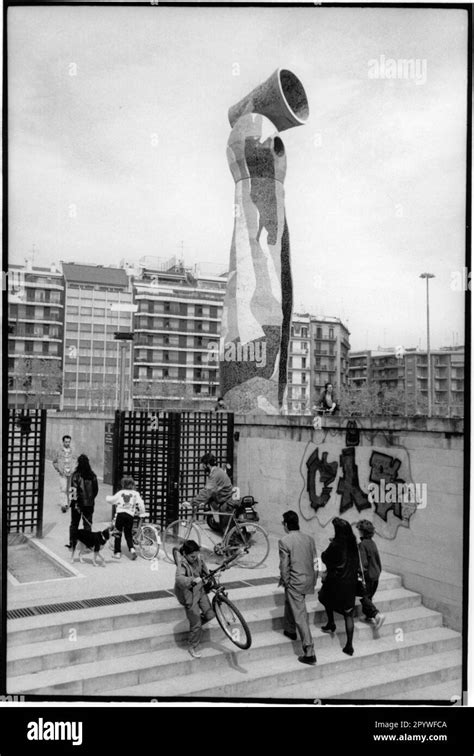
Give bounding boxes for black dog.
[70,528,110,566]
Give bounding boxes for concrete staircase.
[7,571,462,701]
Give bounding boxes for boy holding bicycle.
[106,476,146,561]
[174,540,215,658]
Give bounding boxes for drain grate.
[7,575,280,621]
[7,607,36,620]
[126,590,174,601]
[80,595,133,608]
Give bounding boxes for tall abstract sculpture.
[219,68,309,413]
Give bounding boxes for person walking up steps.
[318,517,359,657]
[356,520,385,630]
[279,510,318,666]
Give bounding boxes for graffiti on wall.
[300,421,425,539]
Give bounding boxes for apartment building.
[131,256,226,409]
[287,314,350,413]
[8,262,65,409]
[287,314,311,413]
[62,263,134,411]
[348,346,464,416]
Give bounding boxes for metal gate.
[7,410,46,537]
[112,411,234,529]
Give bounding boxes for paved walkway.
[7,460,281,610]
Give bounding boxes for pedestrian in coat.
[318,517,359,656]
[66,454,98,548]
[279,510,318,666]
[356,520,385,630]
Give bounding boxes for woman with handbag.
[66,454,99,549]
[318,517,359,656]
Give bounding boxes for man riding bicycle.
[191,453,234,534]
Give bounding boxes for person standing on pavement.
[52,434,77,513]
[66,454,99,548]
[278,510,318,666]
[106,477,146,560]
[174,540,216,659]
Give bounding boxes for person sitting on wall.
[318,383,338,415]
[191,453,234,534]
[214,396,226,412]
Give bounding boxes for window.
[302,357,306,369]
[329,328,334,338]
[316,327,322,339]
[68,306,79,315]
[301,327,308,338]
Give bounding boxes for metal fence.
[112,411,234,529]
[7,410,46,536]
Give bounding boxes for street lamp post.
[420,273,435,418]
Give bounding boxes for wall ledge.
[234,414,464,434]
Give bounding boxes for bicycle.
[173,548,252,650]
[109,514,160,560]
[163,499,270,569]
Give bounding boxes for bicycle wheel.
[137,525,160,560]
[224,523,270,568]
[162,519,201,562]
[213,593,251,650]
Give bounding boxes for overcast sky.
[9,5,467,351]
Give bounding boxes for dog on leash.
[71,528,110,566]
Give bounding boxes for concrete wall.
[233,415,465,631]
[45,412,114,473]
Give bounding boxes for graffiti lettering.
[369,451,405,521]
[336,447,371,514]
[306,448,338,511]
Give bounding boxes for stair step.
[7,605,441,676]
[274,650,462,701]
[9,625,460,696]
[7,581,414,647]
[7,605,442,677]
[107,628,461,699]
[391,679,463,702]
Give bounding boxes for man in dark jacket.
[279,510,318,665]
[356,520,385,630]
[174,540,215,658]
[191,453,235,534]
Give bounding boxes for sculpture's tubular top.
[228,68,309,133]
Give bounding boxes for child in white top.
[106,477,146,560]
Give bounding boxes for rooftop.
[62,263,129,287]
